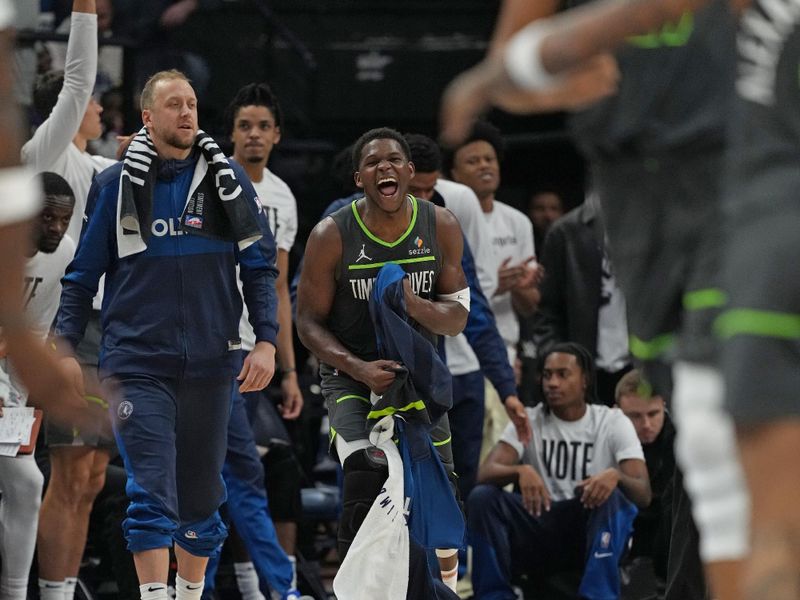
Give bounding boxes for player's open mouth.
[377,177,398,198]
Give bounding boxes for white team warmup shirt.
[435,178,493,377]
[23,236,76,340]
[483,200,536,364]
[1,236,76,407]
[501,404,644,502]
[435,179,496,298]
[238,166,298,351]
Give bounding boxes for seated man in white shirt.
[0,172,77,600]
[468,342,651,600]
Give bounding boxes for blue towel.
[369,263,464,552]
[397,419,465,551]
[369,263,452,424]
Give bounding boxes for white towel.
[333,416,409,600]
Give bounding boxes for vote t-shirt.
[501,404,644,501]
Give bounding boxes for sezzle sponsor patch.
[409,235,431,256]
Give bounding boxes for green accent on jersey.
[367,399,426,420]
[336,394,370,404]
[683,288,728,311]
[351,195,418,248]
[715,308,800,340]
[348,255,437,271]
[432,436,452,447]
[628,12,694,48]
[629,333,675,360]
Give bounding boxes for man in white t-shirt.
[446,120,539,364]
[202,83,311,600]
[0,172,77,600]
[445,120,542,463]
[468,343,650,600]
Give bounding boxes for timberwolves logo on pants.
[118,400,134,420]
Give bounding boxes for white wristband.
[0,167,41,226]
[503,20,562,91]
[438,287,470,313]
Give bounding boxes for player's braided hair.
[539,342,599,406]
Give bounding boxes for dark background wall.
[125,0,587,246]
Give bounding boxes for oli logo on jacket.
[151,218,186,237]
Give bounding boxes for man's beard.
[164,130,195,151]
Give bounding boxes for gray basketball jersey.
[724,2,800,217]
[566,0,737,158]
[327,195,442,362]
[730,3,800,196]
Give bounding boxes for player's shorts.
[46,310,115,448]
[592,148,726,393]
[717,174,800,424]
[320,364,453,473]
[44,400,116,448]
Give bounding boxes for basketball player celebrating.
[297,127,468,590]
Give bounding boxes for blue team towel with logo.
[396,418,465,551]
[369,263,464,551]
[368,262,453,424]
